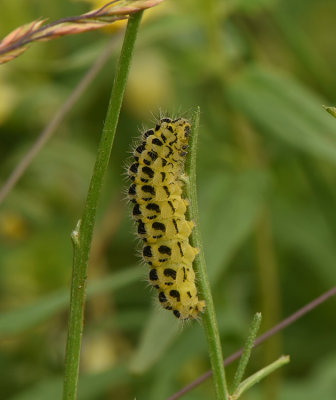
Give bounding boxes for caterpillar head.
[156,117,191,156]
[170,118,191,143]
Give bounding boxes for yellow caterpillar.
[128,117,205,319]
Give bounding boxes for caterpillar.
[127,117,205,320]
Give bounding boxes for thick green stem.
[184,107,229,400]
[62,12,143,400]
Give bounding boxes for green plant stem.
[184,107,229,400]
[62,12,143,400]
[230,356,290,400]
[231,313,262,393]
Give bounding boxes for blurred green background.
[1,0,336,399]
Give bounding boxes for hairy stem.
[184,107,229,400]
[62,12,143,400]
[166,286,336,400]
[231,313,262,393]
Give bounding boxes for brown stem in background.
[0,37,119,206]
[166,286,336,400]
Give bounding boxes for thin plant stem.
[62,12,143,400]
[184,107,229,400]
[231,356,290,400]
[166,286,336,400]
[231,312,262,393]
[0,37,119,206]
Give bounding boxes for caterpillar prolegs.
[127,117,205,320]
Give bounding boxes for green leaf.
[0,266,141,336]
[199,169,270,282]
[280,353,336,400]
[9,366,129,400]
[273,199,336,284]
[129,309,180,373]
[227,66,336,164]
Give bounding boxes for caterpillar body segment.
[131,198,189,223]
[128,181,183,204]
[142,240,199,267]
[136,218,195,243]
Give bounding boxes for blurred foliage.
[1,0,336,399]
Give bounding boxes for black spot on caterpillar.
[127,117,205,320]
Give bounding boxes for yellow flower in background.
[124,50,174,118]
[0,212,28,241]
[81,333,119,372]
[74,1,176,117]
